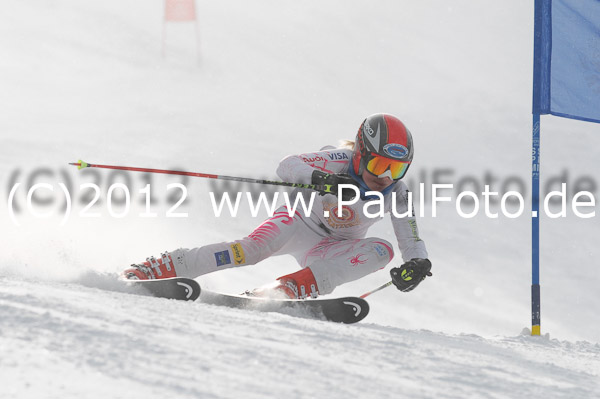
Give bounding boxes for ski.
[123,277,201,301]
[199,290,369,324]
[121,277,369,323]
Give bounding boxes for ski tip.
[69,160,89,170]
[335,297,369,324]
[123,277,201,301]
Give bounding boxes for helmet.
[352,113,413,180]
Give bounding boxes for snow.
[1,0,600,398]
[2,277,599,399]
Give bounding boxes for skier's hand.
[311,170,358,201]
[390,258,432,292]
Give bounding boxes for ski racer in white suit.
[123,114,432,298]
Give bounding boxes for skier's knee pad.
[306,238,395,295]
[360,238,395,264]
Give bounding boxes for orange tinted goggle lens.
[366,155,409,180]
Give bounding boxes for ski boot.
[122,252,178,280]
[246,268,319,300]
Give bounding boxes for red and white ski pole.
[359,281,393,299]
[69,160,334,193]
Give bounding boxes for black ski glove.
[390,258,432,292]
[311,170,358,201]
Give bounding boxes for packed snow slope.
[1,0,600,398]
[2,277,599,399]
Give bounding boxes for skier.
[122,113,432,298]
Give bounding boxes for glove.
[311,170,358,201]
[390,258,432,292]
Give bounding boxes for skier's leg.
[279,237,395,296]
[123,207,306,280]
[179,207,302,277]
[237,219,331,299]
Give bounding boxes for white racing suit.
[166,147,428,295]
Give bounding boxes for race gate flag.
[531,0,600,336]
[165,0,196,22]
[533,0,600,123]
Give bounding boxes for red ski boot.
[122,252,178,280]
[247,268,319,300]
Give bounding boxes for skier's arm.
[276,154,316,184]
[276,150,358,199]
[390,185,428,262]
[276,149,355,182]
[389,183,432,292]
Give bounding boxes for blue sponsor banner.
[533,0,600,123]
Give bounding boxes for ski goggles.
[365,153,410,180]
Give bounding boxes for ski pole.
[359,281,393,299]
[68,160,335,194]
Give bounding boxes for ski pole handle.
[359,281,393,299]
